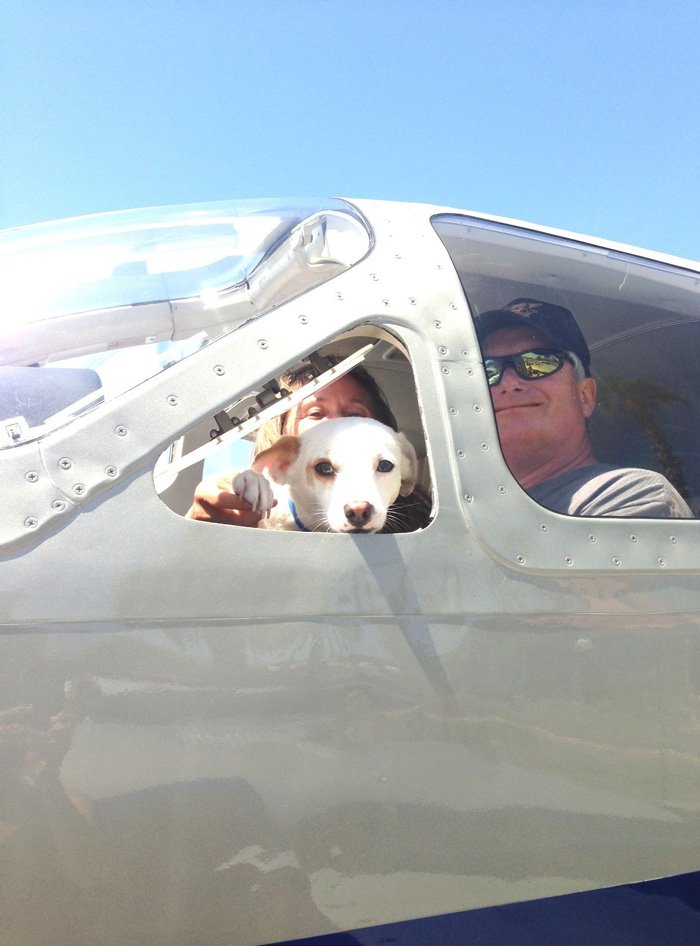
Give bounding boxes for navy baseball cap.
[475,298,592,377]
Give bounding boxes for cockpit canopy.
[0,198,372,447]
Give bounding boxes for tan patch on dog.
[253,436,300,483]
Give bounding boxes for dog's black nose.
[344,502,373,526]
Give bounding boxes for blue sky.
[2,0,699,260]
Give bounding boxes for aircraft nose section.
[344,501,374,527]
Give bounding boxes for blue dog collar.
[288,499,310,532]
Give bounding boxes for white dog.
[232,417,418,533]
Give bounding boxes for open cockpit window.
[156,329,433,534]
[0,199,372,448]
[433,214,700,517]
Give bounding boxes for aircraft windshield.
[0,198,372,447]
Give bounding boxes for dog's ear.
[252,436,300,485]
[396,432,418,496]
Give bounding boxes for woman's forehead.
[302,375,372,405]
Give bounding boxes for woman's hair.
[253,363,398,455]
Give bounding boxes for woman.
[186,365,431,532]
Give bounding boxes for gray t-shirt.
[528,464,693,518]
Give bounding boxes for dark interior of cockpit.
[433,214,700,515]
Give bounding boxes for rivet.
[629,534,637,543]
[336,292,344,301]
[480,442,488,451]
[588,534,597,542]
[457,449,465,458]
[449,302,458,310]
[467,368,474,376]
[115,426,127,437]
[52,500,66,512]
[516,555,525,564]
[438,346,448,355]
[433,320,442,329]
[258,339,268,350]
[298,315,308,324]
[213,365,226,376]
[564,556,573,565]
[498,486,506,494]
[442,367,450,375]
[473,404,481,412]
[464,493,473,503]
[449,407,457,415]
[612,557,621,567]
[370,273,378,281]
[669,536,677,544]
[24,517,38,529]
[408,297,416,305]
[58,457,72,470]
[658,557,667,567]
[382,299,390,307]
[541,524,548,532]
[105,466,118,477]
[73,483,86,495]
[167,395,179,406]
[25,471,39,483]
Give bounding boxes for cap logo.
[507,301,544,318]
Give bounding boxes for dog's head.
[252,417,418,533]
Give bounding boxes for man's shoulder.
[529,464,693,518]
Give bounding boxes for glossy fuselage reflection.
[2,197,700,945]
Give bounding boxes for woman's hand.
[186,471,273,527]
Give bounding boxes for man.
[475,298,692,518]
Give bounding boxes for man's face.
[482,326,597,484]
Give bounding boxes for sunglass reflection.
[484,348,572,387]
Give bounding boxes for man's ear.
[579,377,597,418]
[252,436,300,485]
[396,432,418,496]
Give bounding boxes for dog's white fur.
[232,417,418,533]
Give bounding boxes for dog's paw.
[232,469,275,516]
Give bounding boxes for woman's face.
[286,374,376,436]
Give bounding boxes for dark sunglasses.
[484,348,572,387]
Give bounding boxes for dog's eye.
[377,460,395,473]
[314,461,335,477]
